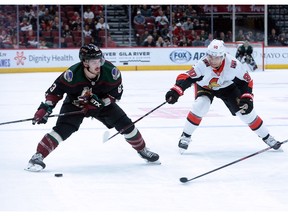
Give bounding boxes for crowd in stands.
[0,5,112,49]
[1,5,288,49]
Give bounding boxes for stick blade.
[102,131,110,143]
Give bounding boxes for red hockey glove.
[165,85,184,104]
[82,94,104,117]
[32,102,53,124]
[238,93,253,114]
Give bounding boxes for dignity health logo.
[14,51,27,65]
[169,50,192,64]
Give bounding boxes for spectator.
[268,28,279,45]
[140,5,152,17]
[173,22,185,41]
[156,36,167,47]
[39,40,48,49]
[83,24,93,37]
[84,6,94,22]
[95,17,109,30]
[218,31,226,42]
[182,17,194,31]
[204,33,213,46]
[61,24,73,38]
[20,17,32,32]
[133,10,146,26]
[155,10,169,26]
[236,29,245,41]
[71,16,82,31]
[142,35,156,47]
[0,29,13,48]
[192,35,204,46]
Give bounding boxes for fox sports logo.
[170,50,192,63]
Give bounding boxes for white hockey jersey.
[185,53,253,91]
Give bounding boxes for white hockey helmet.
[207,39,226,57]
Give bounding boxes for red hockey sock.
[36,133,59,158]
[125,129,145,151]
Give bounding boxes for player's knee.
[236,109,257,124]
[114,115,134,134]
[48,130,63,143]
[192,96,211,117]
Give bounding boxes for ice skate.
[25,153,46,172]
[263,134,283,152]
[178,134,191,154]
[137,147,160,164]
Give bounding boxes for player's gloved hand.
[245,56,251,64]
[165,85,184,104]
[32,102,53,125]
[238,93,253,114]
[82,94,104,117]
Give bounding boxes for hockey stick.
[0,110,85,126]
[103,101,167,142]
[180,139,288,184]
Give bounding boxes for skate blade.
[179,148,187,155]
[146,160,161,165]
[24,164,44,172]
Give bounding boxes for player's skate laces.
[137,147,159,162]
[178,134,191,152]
[263,134,282,150]
[25,153,46,172]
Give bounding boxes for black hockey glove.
[238,93,253,115]
[245,56,252,64]
[32,102,53,124]
[165,85,184,104]
[82,94,104,117]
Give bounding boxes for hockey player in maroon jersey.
[165,39,282,153]
[26,44,159,172]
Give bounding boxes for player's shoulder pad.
[102,61,121,81]
[61,62,83,83]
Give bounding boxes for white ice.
[0,69,288,216]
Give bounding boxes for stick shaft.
[105,101,167,142]
[0,110,84,126]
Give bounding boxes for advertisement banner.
[0,47,288,73]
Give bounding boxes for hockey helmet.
[79,44,104,62]
[207,39,226,57]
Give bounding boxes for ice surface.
[0,69,288,216]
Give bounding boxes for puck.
[54,173,63,177]
[179,177,188,183]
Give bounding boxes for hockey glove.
[32,102,53,124]
[165,85,184,104]
[245,56,252,64]
[238,93,253,115]
[82,94,104,117]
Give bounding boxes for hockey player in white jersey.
[165,39,282,153]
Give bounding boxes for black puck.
[54,173,63,177]
[179,177,188,183]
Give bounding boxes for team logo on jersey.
[111,67,120,80]
[204,78,220,89]
[169,50,192,64]
[63,69,73,82]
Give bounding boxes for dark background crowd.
[0,5,287,49]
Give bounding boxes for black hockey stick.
[103,101,167,142]
[180,139,288,184]
[0,110,85,126]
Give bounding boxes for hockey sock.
[124,128,145,151]
[36,131,62,158]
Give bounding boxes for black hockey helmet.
[79,44,103,62]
